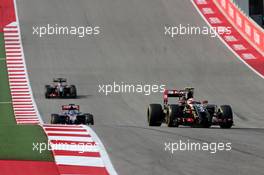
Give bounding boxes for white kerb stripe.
[6,53,21,56]
[14,108,34,111]
[5,41,20,44]
[50,143,99,152]
[46,131,89,135]
[15,116,37,119]
[3,28,18,31]
[5,44,20,48]
[55,156,105,167]
[43,126,85,130]
[4,36,19,39]
[6,48,21,52]
[4,33,18,36]
[16,119,39,121]
[47,136,94,142]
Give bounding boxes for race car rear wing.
[62,104,80,111]
[53,78,67,83]
[163,88,194,104]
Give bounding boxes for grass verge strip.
[0,32,54,161]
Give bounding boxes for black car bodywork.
[51,104,94,125]
[45,78,77,98]
[147,88,233,128]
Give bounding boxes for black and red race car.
[147,88,233,128]
[45,78,77,98]
[51,104,94,125]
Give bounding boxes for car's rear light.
[187,118,194,122]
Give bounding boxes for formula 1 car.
[51,104,94,125]
[45,78,77,98]
[147,88,233,128]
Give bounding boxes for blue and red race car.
[51,104,94,125]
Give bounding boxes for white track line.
[84,126,118,175]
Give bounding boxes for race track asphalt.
[17,0,264,174]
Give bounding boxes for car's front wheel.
[51,114,60,124]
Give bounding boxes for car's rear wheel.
[219,105,233,129]
[147,104,163,126]
[206,104,215,117]
[51,114,60,124]
[167,105,181,127]
[198,112,211,128]
[70,85,77,98]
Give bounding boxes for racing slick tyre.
[167,104,181,127]
[45,85,52,98]
[51,114,60,124]
[219,105,233,129]
[198,112,211,128]
[147,104,163,126]
[206,105,215,117]
[85,114,94,125]
[70,85,77,98]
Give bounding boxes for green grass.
[0,33,54,161]
[0,33,5,58]
[0,33,15,125]
[0,125,53,161]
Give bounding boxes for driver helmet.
[68,110,76,115]
[179,96,186,104]
[187,98,195,104]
